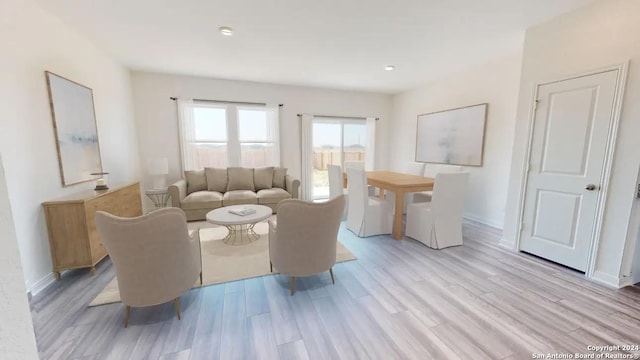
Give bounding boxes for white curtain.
[266,103,281,166]
[365,117,376,170]
[300,114,313,201]
[177,98,196,172]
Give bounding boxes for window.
[238,107,278,168]
[311,117,368,199]
[191,106,228,168]
[178,100,280,171]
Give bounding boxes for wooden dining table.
[345,170,435,240]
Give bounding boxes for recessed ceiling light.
[384,65,395,71]
[219,26,233,36]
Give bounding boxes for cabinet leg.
[90,267,96,276]
[54,271,61,281]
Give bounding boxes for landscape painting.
[415,103,487,166]
[46,71,102,186]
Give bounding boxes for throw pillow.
[184,169,207,194]
[273,167,287,189]
[227,167,255,192]
[205,167,228,193]
[254,167,274,190]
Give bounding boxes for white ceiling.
[36,0,595,94]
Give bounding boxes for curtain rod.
[170,97,283,107]
[297,113,379,121]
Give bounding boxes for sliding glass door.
[311,118,367,200]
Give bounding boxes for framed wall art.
[45,71,103,186]
[415,103,488,167]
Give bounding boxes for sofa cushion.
[205,167,228,193]
[256,188,291,205]
[181,191,223,210]
[222,190,258,206]
[273,167,287,189]
[184,170,207,194]
[227,167,255,191]
[254,167,274,190]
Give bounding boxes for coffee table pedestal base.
[223,223,260,245]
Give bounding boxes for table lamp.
[148,158,169,189]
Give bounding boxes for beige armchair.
[95,208,202,327]
[268,195,345,295]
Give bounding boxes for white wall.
[131,72,393,189]
[503,0,640,287]
[390,52,523,228]
[0,0,141,291]
[0,155,39,359]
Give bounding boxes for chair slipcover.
[406,172,469,249]
[327,164,347,219]
[413,164,464,203]
[345,168,393,237]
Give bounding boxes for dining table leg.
[393,189,404,240]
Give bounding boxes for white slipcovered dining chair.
[346,168,393,237]
[405,172,469,249]
[413,164,464,203]
[327,164,347,219]
[95,208,202,328]
[268,195,345,295]
[344,161,376,196]
[344,161,365,170]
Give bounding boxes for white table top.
[206,204,272,225]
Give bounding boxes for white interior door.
[520,70,619,271]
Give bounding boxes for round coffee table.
[206,204,272,245]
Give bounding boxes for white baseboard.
[590,270,624,289]
[463,212,503,230]
[619,275,634,288]
[28,272,56,296]
[498,237,517,250]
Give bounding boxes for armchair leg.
[290,276,296,296]
[124,305,131,328]
[329,268,335,285]
[174,298,182,321]
[270,261,273,273]
[200,272,203,285]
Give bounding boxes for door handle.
[585,184,597,191]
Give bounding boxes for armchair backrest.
[95,208,200,307]
[327,164,344,200]
[270,195,345,276]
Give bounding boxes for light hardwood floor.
[31,220,640,359]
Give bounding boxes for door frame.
[514,62,629,279]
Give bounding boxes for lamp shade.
[148,158,169,175]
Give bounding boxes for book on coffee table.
[228,207,257,216]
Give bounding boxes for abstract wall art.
[415,103,487,167]
[45,71,103,186]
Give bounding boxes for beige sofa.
[169,167,300,221]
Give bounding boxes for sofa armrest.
[168,179,187,207]
[285,175,300,199]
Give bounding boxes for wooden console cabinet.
[42,182,142,279]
